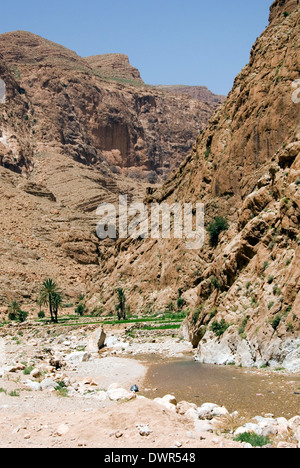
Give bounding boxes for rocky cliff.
[0,30,223,307]
[0,31,223,183]
[92,0,300,370]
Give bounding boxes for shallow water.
[142,357,300,418]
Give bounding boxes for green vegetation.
[210,276,221,290]
[238,317,248,340]
[204,145,211,159]
[115,288,127,320]
[55,381,69,398]
[142,324,181,331]
[8,302,28,323]
[267,275,274,284]
[176,289,186,310]
[271,314,282,331]
[38,279,63,323]
[233,432,271,447]
[207,217,228,247]
[273,284,282,296]
[75,303,87,316]
[192,306,204,325]
[23,366,34,375]
[209,307,218,320]
[210,319,230,337]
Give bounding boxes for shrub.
[38,311,45,319]
[273,285,282,296]
[192,306,204,325]
[210,276,220,290]
[207,217,228,247]
[262,261,269,271]
[238,317,248,339]
[233,432,271,447]
[209,307,218,320]
[18,311,28,323]
[75,303,87,316]
[8,302,28,323]
[271,314,282,331]
[267,275,274,284]
[210,319,230,337]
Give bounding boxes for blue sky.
[0,0,272,95]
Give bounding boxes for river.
[140,356,300,418]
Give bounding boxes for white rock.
[86,327,106,354]
[294,427,300,443]
[30,369,41,379]
[137,425,151,437]
[194,420,213,433]
[66,352,91,363]
[107,388,136,401]
[234,423,263,437]
[56,424,69,436]
[197,403,218,420]
[212,406,229,417]
[24,380,41,392]
[154,394,177,411]
[288,416,300,433]
[40,378,58,391]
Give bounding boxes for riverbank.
[0,322,299,448]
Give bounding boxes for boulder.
[86,327,106,354]
[66,351,91,363]
[107,387,136,401]
[24,380,41,391]
[154,394,177,411]
[40,378,58,391]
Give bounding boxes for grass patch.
[233,432,271,447]
[142,324,181,331]
[55,381,69,398]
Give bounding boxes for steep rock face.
[0,30,222,307]
[84,54,144,84]
[93,0,300,370]
[0,53,35,173]
[154,85,225,107]
[0,31,222,183]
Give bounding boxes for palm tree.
[116,288,126,320]
[52,291,63,324]
[8,301,21,321]
[38,279,62,323]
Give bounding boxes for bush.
[210,319,230,337]
[38,311,45,319]
[18,311,28,323]
[210,276,220,290]
[207,217,228,247]
[267,275,274,284]
[75,303,87,316]
[8,302,28,323]
[234,432,271,447]
[271,314,282,331]
[192,306,203,325]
